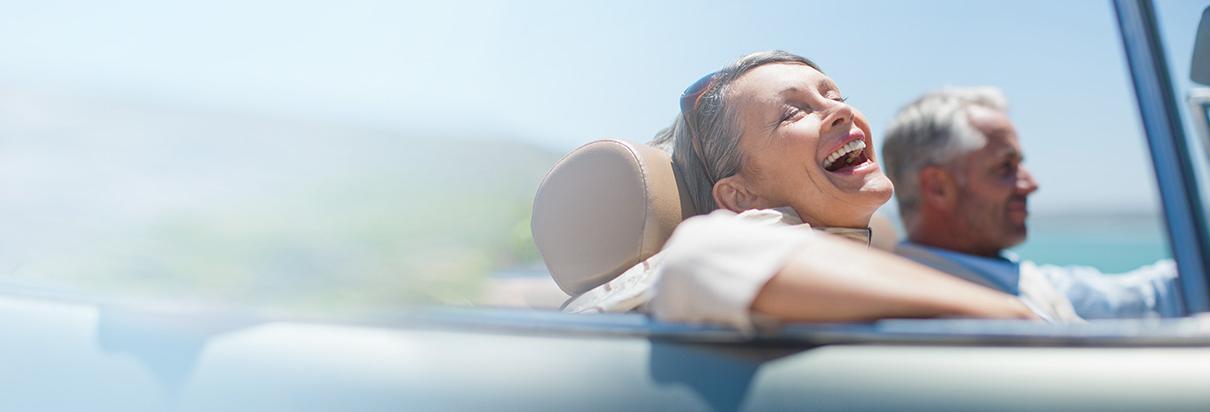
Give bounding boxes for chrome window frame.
[1115,0,1206,314]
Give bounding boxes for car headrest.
[531,139,693,296]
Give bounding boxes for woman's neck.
[792,207,872,229]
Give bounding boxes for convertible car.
[5,0,1210,411]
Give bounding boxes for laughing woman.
[564,51,1041,331]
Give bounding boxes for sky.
[0,0,1205,214]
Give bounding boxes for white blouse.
[562,208,817,333]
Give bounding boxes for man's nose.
[821,104,854,134]
[1017,165,1039,195]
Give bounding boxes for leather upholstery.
[531,140,690,295]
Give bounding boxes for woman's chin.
[833,171,893,206]
[863,174,895,205]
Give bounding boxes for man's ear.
[919,166,957,211]
[712,174,766,213]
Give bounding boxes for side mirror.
[1193,6,1210,85]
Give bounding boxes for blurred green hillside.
[0,89,560,314]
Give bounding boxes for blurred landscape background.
[0,87,558,312]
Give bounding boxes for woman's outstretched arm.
[648,212,1035,331]
[752,233,1036,322]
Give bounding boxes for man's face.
[950,106,1039,253]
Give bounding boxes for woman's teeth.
[823,140,867,170]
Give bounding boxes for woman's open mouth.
[822,139,872,173]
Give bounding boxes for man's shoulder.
[895,241,1019,292]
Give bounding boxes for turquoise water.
[1009,213,1170,273]
[882,212,1172,273]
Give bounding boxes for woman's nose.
[821,104,854,134]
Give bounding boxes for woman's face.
[722,62,893,227]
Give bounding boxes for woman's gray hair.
[650,50,821,216]
[880,86,1009,225]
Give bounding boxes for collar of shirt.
[756,207,872,246]
[899,241,1022,295]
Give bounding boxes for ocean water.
[1006,213,1170,273]
[879,212,1173,274]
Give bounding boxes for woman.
[565,51,1039,331]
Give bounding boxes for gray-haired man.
[881,87,1180,321]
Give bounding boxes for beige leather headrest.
[531,139,691,296]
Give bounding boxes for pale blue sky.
[0,0,1204,213]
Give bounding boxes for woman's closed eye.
[780,105,809,123]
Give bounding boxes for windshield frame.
[1115,0,1208,314]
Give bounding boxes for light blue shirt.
[897,241,1183,319]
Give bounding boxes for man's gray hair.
[650,50,821,216]
[880,86,1009,224]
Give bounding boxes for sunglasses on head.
[680,71,720,115]
[679,71,722,188]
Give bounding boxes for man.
[880,87,1181,321]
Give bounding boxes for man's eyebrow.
[996,147,1023,161]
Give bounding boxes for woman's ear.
[919,166,957,211]
[712,174,766,213]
